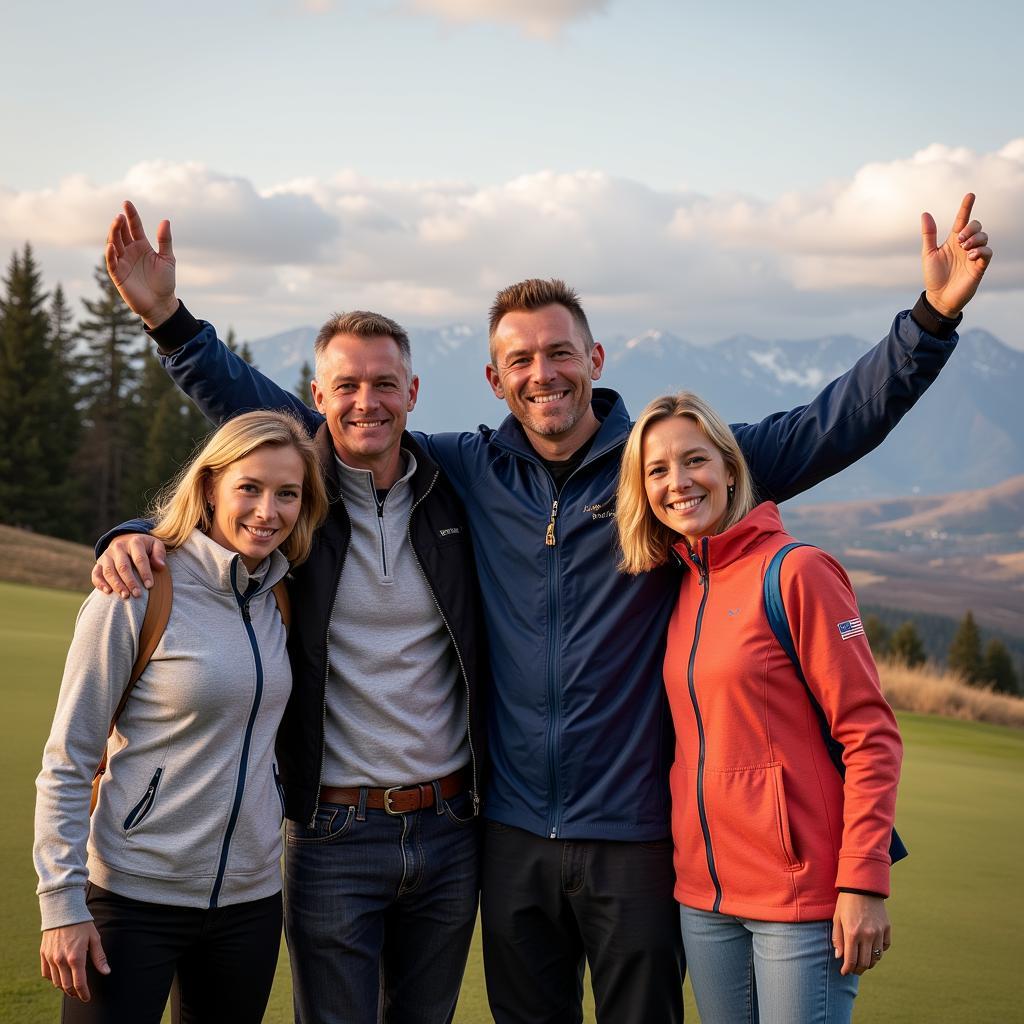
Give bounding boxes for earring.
[727,484,735,502]
[206,501,215,516]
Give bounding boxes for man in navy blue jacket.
[96,196,991,1023]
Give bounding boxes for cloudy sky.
[3,0,1022,346]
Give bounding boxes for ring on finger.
[871,948,882,959]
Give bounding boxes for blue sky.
[2,0,1021,345]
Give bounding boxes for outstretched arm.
[734,194,992,502]
[106,200,321,432]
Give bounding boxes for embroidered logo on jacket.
[582,498,616,521]
[439,527,461,537]
[837,617,865,640]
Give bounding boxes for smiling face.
[641,415,735,548]
[204,444,306,571]
[310,332,419,488]
[485,304,605,459]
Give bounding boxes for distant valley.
[782,474,1024,641]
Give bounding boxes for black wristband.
[910,291,962,341]
[838,887,886,899]
[143,300,203,354]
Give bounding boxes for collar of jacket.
[314,421,440,507]
[671,501,786,575]
[489,387,632,467]
[177,528,290,595]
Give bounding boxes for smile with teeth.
[349,419,388,428]
[666,496,705,512]
[243,525,277,539]
[528,391,569,405]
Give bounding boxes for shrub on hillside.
[879,659,1024,729]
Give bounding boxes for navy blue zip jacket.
[141,301,955,841]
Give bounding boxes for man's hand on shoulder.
[93,535,167,599]
[105,200,178,329]
[921,192,992,318]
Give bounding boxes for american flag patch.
[837,618,865,640]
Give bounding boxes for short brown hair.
[313,311,412,380]
[616,392,757,575]
[488,278,594,363]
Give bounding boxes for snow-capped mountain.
[244,323,1023,505]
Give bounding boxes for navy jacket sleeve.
[733,308,957,504]
[159,322,324,436]
[94,518,154,557]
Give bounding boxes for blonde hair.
[616,391,757,574]
[150,411,328,566]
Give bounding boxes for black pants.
[62,883,282,1024]
[480,822,685,1024]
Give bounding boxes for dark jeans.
[61,883,282,1024]
[284,788,480,1024]
[481,822,684,1024]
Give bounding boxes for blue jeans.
[284,787,480,1024]
[679,904,859,1024]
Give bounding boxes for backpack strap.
[90,570,173,815]
[763,543,907,864]
[271,579,291,634]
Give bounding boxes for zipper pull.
[545,499,559,546]
[242,601,252,624]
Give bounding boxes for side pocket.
[769,763,802,870]
[123,767,163,832]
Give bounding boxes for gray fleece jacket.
[34,529,291,930]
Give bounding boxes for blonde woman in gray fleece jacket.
[34,410,327,1023]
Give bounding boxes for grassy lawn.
[3,580,1021,1022]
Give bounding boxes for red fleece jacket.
[664,502,902,922]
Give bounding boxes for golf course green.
[3,580,1020,1022]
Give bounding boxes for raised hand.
[921,193,992,318]
[104,200,178,328]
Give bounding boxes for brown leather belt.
[319,768,469,816]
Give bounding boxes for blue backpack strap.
[763,543,907,864]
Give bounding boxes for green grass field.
[3,579,1021,1023]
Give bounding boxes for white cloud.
[0,140,1020,346]
[408,0,608,37]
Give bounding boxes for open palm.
[105,200,178,326]
[921,193,992,318]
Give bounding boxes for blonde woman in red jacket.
[616,391,902,1024]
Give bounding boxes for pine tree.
[46,284,84,536]
[889,621,926,668]
[295,360,315,407]
[981,639,1019,696]
[863,614,889,657]
[948,611,983,685]
[225,327,256,367]
[75,261,146,537]
[0,245,78,536]
[129,350,212,512]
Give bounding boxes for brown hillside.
[786,474,1024,537]
[0,524,93,593]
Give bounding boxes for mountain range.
[243,319,1023,505]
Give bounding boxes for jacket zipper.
[210,569,266,908]
[545,499,559,546]
[407,470,480,812]
[273,761,286,821]
[122,767,163,831]
[371,477,390,577]
[538,458,599,839]
[686,537,724,911]
[311,493,348,827]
